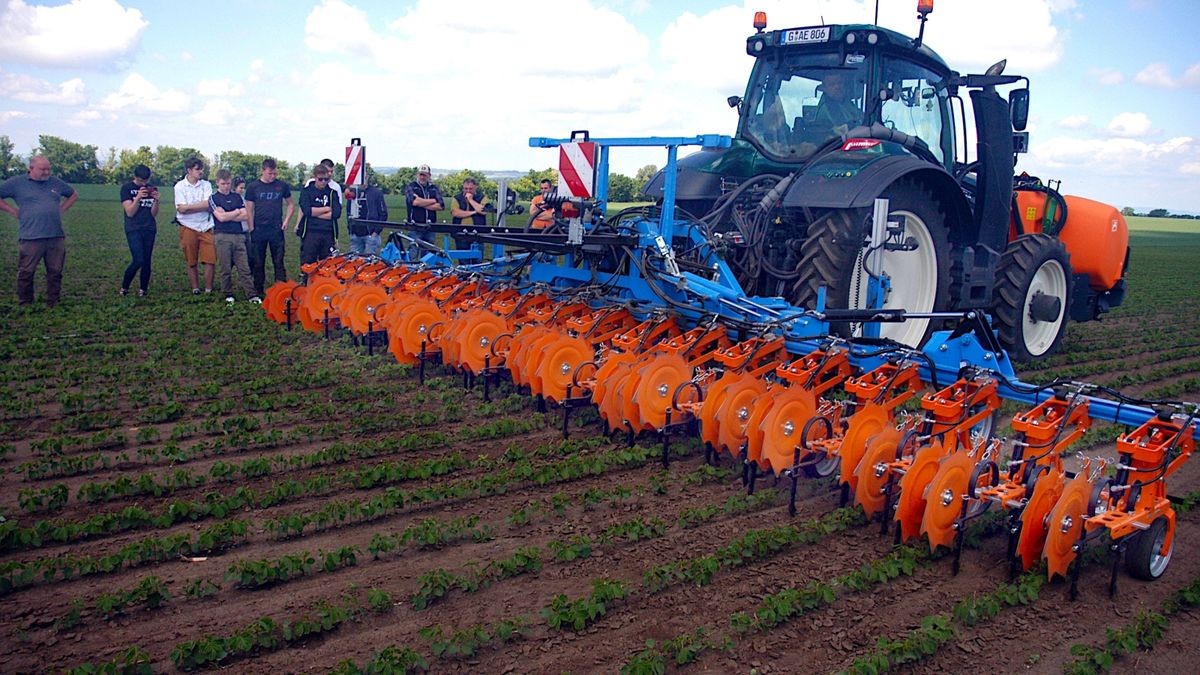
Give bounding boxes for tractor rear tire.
[792,180,950,347]
[1126,516,1173,581]
[993,234,1073,362]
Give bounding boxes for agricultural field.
[0,188,1198,674]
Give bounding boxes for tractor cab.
[736,23,956,170]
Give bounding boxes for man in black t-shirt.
[209,169,256,302]
[244,157,295,296]
[297,165,342,266]
[119,164,158,297]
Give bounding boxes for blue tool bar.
[528,135,732,243]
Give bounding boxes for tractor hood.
[641,139,795,201]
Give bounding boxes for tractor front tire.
[993,234,1073,362]
[793,180,950,347]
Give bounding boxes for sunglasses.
[316,176,330,182]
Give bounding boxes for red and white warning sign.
[557,141,597,198]
[345,141,366,187]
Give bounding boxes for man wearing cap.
[405,164,444,243]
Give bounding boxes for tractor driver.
[813,71,861,136]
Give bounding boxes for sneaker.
[225,296,235,304]
[137,289,146,297]
[119,288,127,297]
[192,288,201,295]
[249,296,263,305]
[204,288,213,294]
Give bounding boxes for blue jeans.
[349,233,382,256]
[122,227,156,292]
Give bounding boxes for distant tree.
[508,168,557,199]
[634,164,658,185]
[154,145,208,183]
[109,146,156,185]
[0,135,26,179]
[1120,206,1136,217]
[382,167,419,196]
[101,146,119,183]
[292,162,309,186]
[607,173,640,202]
[212,150,270,184]
[36,134,103,183]
[1147,208,1169,218]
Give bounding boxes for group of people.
[0,155,561,307]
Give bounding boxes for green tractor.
[645,5,1128,361]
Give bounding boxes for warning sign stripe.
[558,142,596,198]
[345,145,365,187]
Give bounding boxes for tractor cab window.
[741,52,866,161]
[878,57,952,164]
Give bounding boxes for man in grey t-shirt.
[0,155,78,306]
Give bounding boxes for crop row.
[0,519,248,594]
[2,452,466,552]
[1064,574,1200,674]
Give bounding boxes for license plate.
[780,26,831,45]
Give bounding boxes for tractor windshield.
[878,56,953,165]
[740,51,867,162]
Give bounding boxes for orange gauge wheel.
[393,299,446,360]
[591,352,636,414]
[345,287,389,335]
[598,361,639,432]
[757,387,817,473]
[894,439,946,542]
[920,451,980,551]
[1016,467,1065,572]
[506,326,553,387]
[536,336,595,403]
[715,376,770,457]
[837,404,889,490]
[521,330,568,396]
[1042,472,1092,579]
[854,425,903,518]
[457,313,511,374]
[301,277,343,332]
[698,371,742,450]
[631,354,692,431]
[263,281,298,322]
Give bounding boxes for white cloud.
[1180,162,1200,176]
[0,110,31,124]
[1107,112,1152,138]
[196,79,245,98]
[1030,135,1194,173]
[1091,68,1124,86]
[0,0,147,68]
[99,73,190,113]
[1182,63,1200,88]
[192,99,241,126]
[66,109,102,126]
[1135,62,1176,88]
[1058,114,1089,129]
[0,71,86,105]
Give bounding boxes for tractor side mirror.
[1010,88,1030,131]
[727,95,743,112]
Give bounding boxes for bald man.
[0,155,78,306]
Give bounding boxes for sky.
[1,0,1198,212]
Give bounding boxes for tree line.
[0,134,658,202]
[1120,206,1197,219]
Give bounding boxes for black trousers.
[122,227,156,292]
[249,233,287,296]
[300,231,335,267]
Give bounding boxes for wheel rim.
[1149,521,1173,578]
[848,208,939,346]
[1022,259,1068,358]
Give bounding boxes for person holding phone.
[119,164,159,297]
